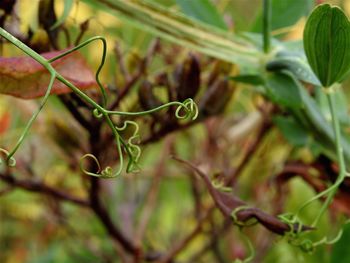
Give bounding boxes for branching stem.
[0,27,198,178]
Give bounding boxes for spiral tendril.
[93,108,104,118]
[0,30,198,177]
[175,98,198,120]
[277,213,347,253]
[0,148,16,167]
[231,206,258,227]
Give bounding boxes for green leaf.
[80,0,260,68]
[273,115,309,146]
[50,0,74,30]
[304,4,350,87]
[331,224,350,263]
[266,55,321,86]
[291,79,350,164]
[228,74,265,85]
[252,0,313,33]
[175,0,228,30]
[265,71,302,109]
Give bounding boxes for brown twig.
[89,176,139,255]
[0,172,89,207]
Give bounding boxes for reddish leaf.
[0,111,10,134]
[0,50,98,99]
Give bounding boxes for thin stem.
[0,27,197,177]
[48,36,108,106]
[312,90,346,226]
[294,88,347,226]
[7,73,56,162]
[0,28,48,65]
[263,0,271,53]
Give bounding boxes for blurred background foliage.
[2,0,350,262]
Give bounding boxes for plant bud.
[198,78,233,117]
[173,54,200,101]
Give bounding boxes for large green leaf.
[228,74,265,86]
[175,0,227,30]
[81,0,260,68]
[331,224,350,263]
[266,54,321,86]
[265,71,302,109]
[273,115,309,146]
[304,4,350,87]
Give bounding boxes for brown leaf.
[173,157,313,235]
[0,50,98,99]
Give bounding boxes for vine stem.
[0,27,197,177]
[311,89,347,226]
[293,87,347,227]
[263,0,271,53]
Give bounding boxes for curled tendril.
[212,178,232,192]
[115,121,141,173]
[93,108,104,118]
[278,213,313,253]
[175,98,198,120]
[0,28,198,178]
[48,36,108,106]
[80,154,118,179]
[0,148,16,167]
[278,213,347,254]
[278,212,303,235]
[91,99,198,178]
[233,229,255,263]
[231,206,258,227]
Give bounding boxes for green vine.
[231,206,256,263]
[0,27,198,178]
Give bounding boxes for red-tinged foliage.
[0,50,98,99]
[0,111,10,134]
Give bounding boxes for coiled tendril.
[278,213,346,253]
[0,148,16,167]
[0,28,198,178]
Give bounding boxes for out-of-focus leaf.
[265,71,302,109]
[252,0,314,32]
[229,74,265,85]
[0,50,97,99]
[304,4,350,87]
[273,115,309,146]
[81,0,260,68]
[50,0,74,30]
[331,223,350,263]
[266,55,321,86]
[175,0,228,30]
[288,76,350,164]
